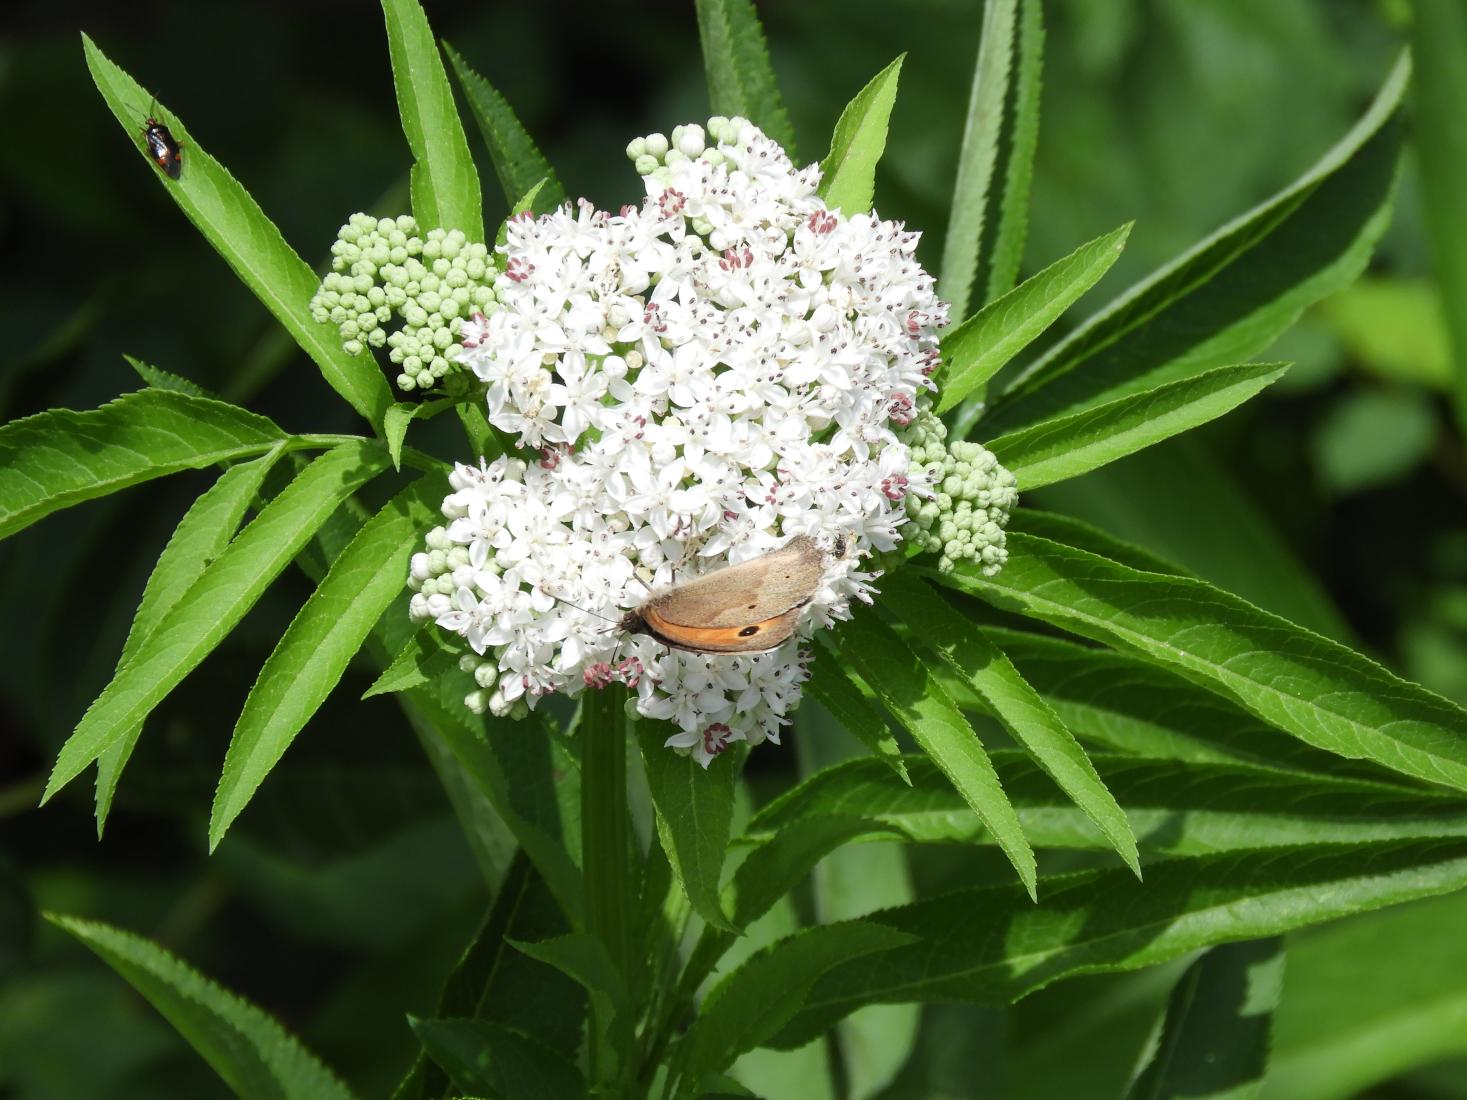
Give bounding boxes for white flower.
[410,118,950,766]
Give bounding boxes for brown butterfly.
[620,534,846,654]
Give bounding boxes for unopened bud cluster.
[902,411,1017,575]
[405,520,528,718]
[309,213,497,392]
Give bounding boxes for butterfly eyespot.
[738,626,760,638]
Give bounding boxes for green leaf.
[938,0,1018,321]
[937,223,1132,413]
[988,627,1403,782]
[729,816,893,930]
[125,354,214,398]
[984,0,1043,302]
[47,914,358,1100]
[0,389,286,542]
[988,362,1289,490]
[884,571,1138,876]
[1411,0,1467,436]
[363,629,461,700]
[42,442,388,803]
[1265,891,1467,1100]
[444,45,566,212]
[682,921,915,1090]
[210,478,441,848]
[827,614,1036,897]
[927,532,1467,794]
[987,52,1407,434]
[96,448,285,832]
[384,398,452,471]
[1316,278,1454,391]
[1028,439,1354,642]
[381,0,483,238]
[637,720,743,932]
[1008,508,1189,576]
[81,36,392,425]
[1127,938,1284,1100]
[772,839,1467,1048]
[695,0,796,157]
[817,55,904,216]
[510,933,629,1016]
[803,658,907,781]
[749,752,1467,855]
[411,1017,584,1100]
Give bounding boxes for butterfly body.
[620,534,843,654]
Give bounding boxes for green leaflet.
[209,478,442,848]
[0,389,286,542]
[884,571,1139,875]
[987,52,1408,434]
[983,0,1043,302]
[47,914,358,1100]
[445,44,567,212]
[988,362,1289,489]
[1127,938,1284,1100]
[638,720,744,932]
[81,36,393,425]
[938,0,1017,321]
[929,533,1467,793]
[381,0,483,239]
[818,55,904,217]
[827,615,1036,897]
[695,0,797,157]
[42,441,389,803]
[1411,0,1467,437]
[681,921,915,1091]
[1264,890,1467,1100]
[363,629,461,700]
[937,223,1130,413]
[746,752,1467,855]
[803,658,907,780]
[410,1016,585,1100]
[773,839,1467,1048]
[95,448,285,833]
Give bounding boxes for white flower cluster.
[408,117,950,764]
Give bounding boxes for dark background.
[2,1,1463,1096]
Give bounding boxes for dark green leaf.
[364,629,461,699]
[411,1017,584,1100]
[125,354,215,398]
[695,0,796,156]
[637,719,743,931]
[445,45,566,212]
[683,921,915,1090]
[984,0,1043,302]
[774,839,1467,1047]
[1128,938,1284,1100]
[803,658,907,780]
[48,914,358,1100]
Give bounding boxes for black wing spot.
[747,603,757,610]
[738,625,760,637]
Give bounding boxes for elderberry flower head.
[309,213,498,392]
[408,116,961,764]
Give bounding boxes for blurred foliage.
[1,0,1465,1097]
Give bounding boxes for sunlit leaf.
[818,55,904,217]
[695,0,796,156]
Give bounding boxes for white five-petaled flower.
[408,118,947,765]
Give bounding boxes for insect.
[140,103,182,179]
[619,533,847,654]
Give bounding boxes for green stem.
[581,686,635,1092]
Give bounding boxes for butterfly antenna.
[537,587,618,625]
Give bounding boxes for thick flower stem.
[581,686,636,1091]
